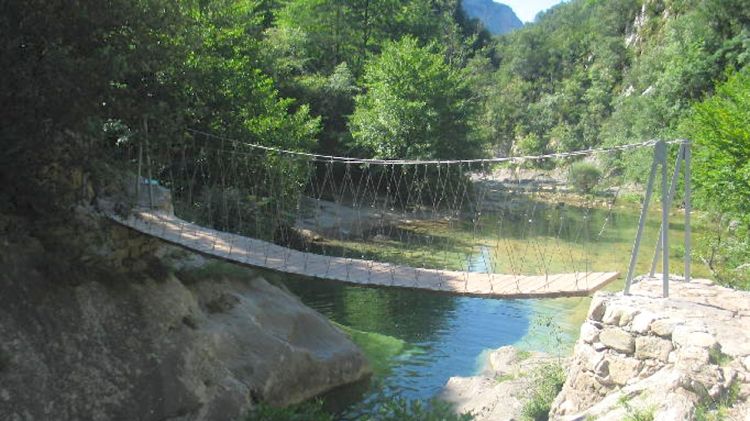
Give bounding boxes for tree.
[349,36,482,160]
[680,69,750,221]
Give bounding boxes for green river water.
[269,199,704,417]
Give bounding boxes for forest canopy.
[1,0,748,286]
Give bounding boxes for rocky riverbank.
[442,276,750,420]
[0,207,371,421]
[441,346,564,421]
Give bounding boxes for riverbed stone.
[631,312,657,334]
[602,304,638,326]
[576,342,604,372]
[635,336,673,362]
[441,346,560,421]
[593,341,607,351]
[675,346,710,369]
[608,355,642,386]
[672,325,717,349]
[599,327,635,354]
[588,293,609,322]
[580,321,600,344]
[650,318,678,338]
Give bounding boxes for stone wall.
[551,277,750,420]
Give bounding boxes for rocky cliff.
[461,0,523,35]
[0,207,370,421]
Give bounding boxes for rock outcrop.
[0,211,370,421]
[441,346,562,421]
[551,276,750,420]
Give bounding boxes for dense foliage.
[679,69,750,288]
[350,36,480,159]
[2,0,748,263]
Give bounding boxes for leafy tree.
[679,68,750,289]
[349,36,482,160]
[680,69,750,221]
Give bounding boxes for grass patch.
[495,373,516,383]
[517,349,532,361]
[521,363,566,421]
[695,379,740,421]
[708,347,732,366]
[617,394,655,421]
[623,406,655,421]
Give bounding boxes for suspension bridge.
[103,130,692,298]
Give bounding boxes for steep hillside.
[462,0,523,35]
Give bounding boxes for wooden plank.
[106,208,619,298]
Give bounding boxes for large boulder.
[0,235,370,421]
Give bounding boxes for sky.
[501,0,566,23]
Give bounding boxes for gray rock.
[593,341,608,351]
[594,359,609,379]
[588,293,609,322]
[635,336,673,362]
[650,318,678,338]
[607,355,642,386]
[575,342,604,372]
[441,346,561,421]
[630,312,657,334]
[601,304,639,327]
[672,325,717,349]
[675,346,710,369]
[0,245,370,421]
[599,328,635,354]
[579,321,600,344]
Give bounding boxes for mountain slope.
[462,0,523,35]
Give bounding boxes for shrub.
[521,363,566,421]
[568,162,602,193]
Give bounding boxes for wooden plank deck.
[105,207,620,298]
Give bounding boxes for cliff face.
[461,0,523,35]
[0,208,370,421]
[551,277,750,420]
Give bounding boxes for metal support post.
[144,117,154,209]
[650,143,685,277]
[660,142,669,298]
[624,140,664,295]
[684,140,692,283]
[136,141,143,201]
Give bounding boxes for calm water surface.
[277,275,589,417]
[269,203,699,417]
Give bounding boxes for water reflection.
[274,271,584,417]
